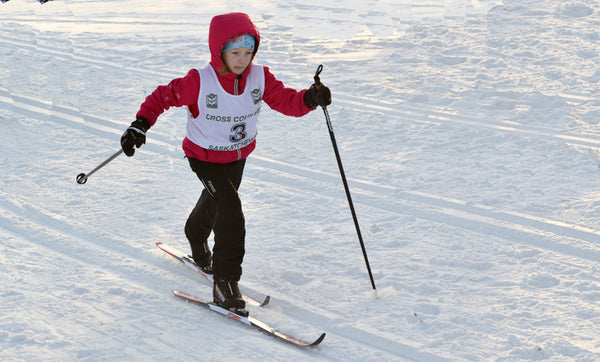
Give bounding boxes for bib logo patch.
[206,93,218,108]
[251,89,262,104]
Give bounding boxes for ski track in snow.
[1,39,599,256]
[2,1,600,360]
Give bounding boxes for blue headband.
[222,34,256,52]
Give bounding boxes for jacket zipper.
[234,74,243,160]
[234,75,242,95]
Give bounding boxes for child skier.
[120,12,331,315]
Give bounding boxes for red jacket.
[136,12,314,163]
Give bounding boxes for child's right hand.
[120,117,151,157]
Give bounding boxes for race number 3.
[229,123,247,142]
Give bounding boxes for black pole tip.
[76,173,88,184]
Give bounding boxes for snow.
[1,0,600,360]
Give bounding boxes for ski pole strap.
[314,64,323,90]
[127,125,147,135]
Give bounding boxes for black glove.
[121,117,151,157]
[304,83,331,108]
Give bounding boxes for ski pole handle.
[76,149,123,184]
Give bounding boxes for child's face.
[222,47,254,75]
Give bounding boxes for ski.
[156,242,270,307]
[172,290,326,347]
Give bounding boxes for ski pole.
[76,149,123,184]
[313,65,376,290]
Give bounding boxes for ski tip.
[156,242,163,247]
[310,333,326,347]
[261,295,271,307]
[172,289,195,300]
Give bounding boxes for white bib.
[186,64,264,151]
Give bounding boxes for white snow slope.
[1,0,600,360]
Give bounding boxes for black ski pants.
[185,157,246,281]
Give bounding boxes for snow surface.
[1,0,600,360]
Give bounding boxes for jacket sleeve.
[136,69,201,126]
[262,66,314,117]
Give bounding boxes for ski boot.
[213,278,248,317]
[190,240,213,274]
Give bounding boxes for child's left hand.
[304,83,332,108]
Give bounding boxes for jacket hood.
[209,13,260,75]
